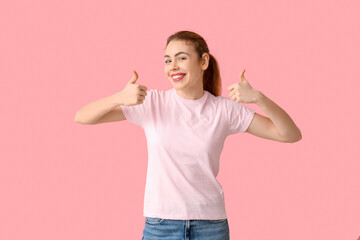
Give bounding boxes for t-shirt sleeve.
[225,98,256,135]
[120,89,154,128]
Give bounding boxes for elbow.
[297,132,302,142]
[74,112,82,123]
[288,136,302,143]
[295,129,302,142]
[286,131,302,143]
[74,112,90,124]
[74,118,83,124]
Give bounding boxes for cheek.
[188,67,200,77]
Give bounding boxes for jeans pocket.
[145,217,165,225]
[209,218,227,223]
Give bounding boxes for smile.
[172,74,186,82]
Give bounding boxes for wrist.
[254,90,266,105]
[107,92,122,107]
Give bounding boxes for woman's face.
[164,40,208,91]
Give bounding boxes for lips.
[172,74,186,82]
[171,73,186,77]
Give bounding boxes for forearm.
[255,91,302,142]
[74,94,121,125]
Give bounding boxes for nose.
[170,59,179,70]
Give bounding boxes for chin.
[172,83,186,90]
[172,85,180,90]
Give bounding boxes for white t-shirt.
[120,88,256,220]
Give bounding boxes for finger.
[230,92,236,101]
[138,87,148,96]
[138,90,147,97]
[230,90,240,97]
[227,83,236,91]
[138,85,148,91]
[239,69,246,82]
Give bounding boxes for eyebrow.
[164,52,190,58]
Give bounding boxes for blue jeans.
[142,217,230,240]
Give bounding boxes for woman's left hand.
[228,69,260,104]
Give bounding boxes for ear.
[201,53,210,71]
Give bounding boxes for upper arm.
[245,113,289,142]
[92,106,127,125]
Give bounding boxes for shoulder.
[146,88,168,97]
[207,93,233,107]
[214,94,246,108]
[144,89,170,104]
[209,94,254,117]
[146,88,168,95]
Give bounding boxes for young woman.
[74,30,302,240]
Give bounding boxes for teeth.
[173,75,184,79]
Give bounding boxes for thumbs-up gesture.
[227,69,259,104]
[112,70,148,106]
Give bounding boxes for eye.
[164,57,186,64]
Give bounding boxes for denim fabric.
[142,217,230,240]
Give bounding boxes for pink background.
[1,0,359,239]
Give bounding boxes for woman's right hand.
[112,70,148,106]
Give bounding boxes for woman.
[74,30,302,240]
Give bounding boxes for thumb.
[128,70,138,84]
[239,69,246,82]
